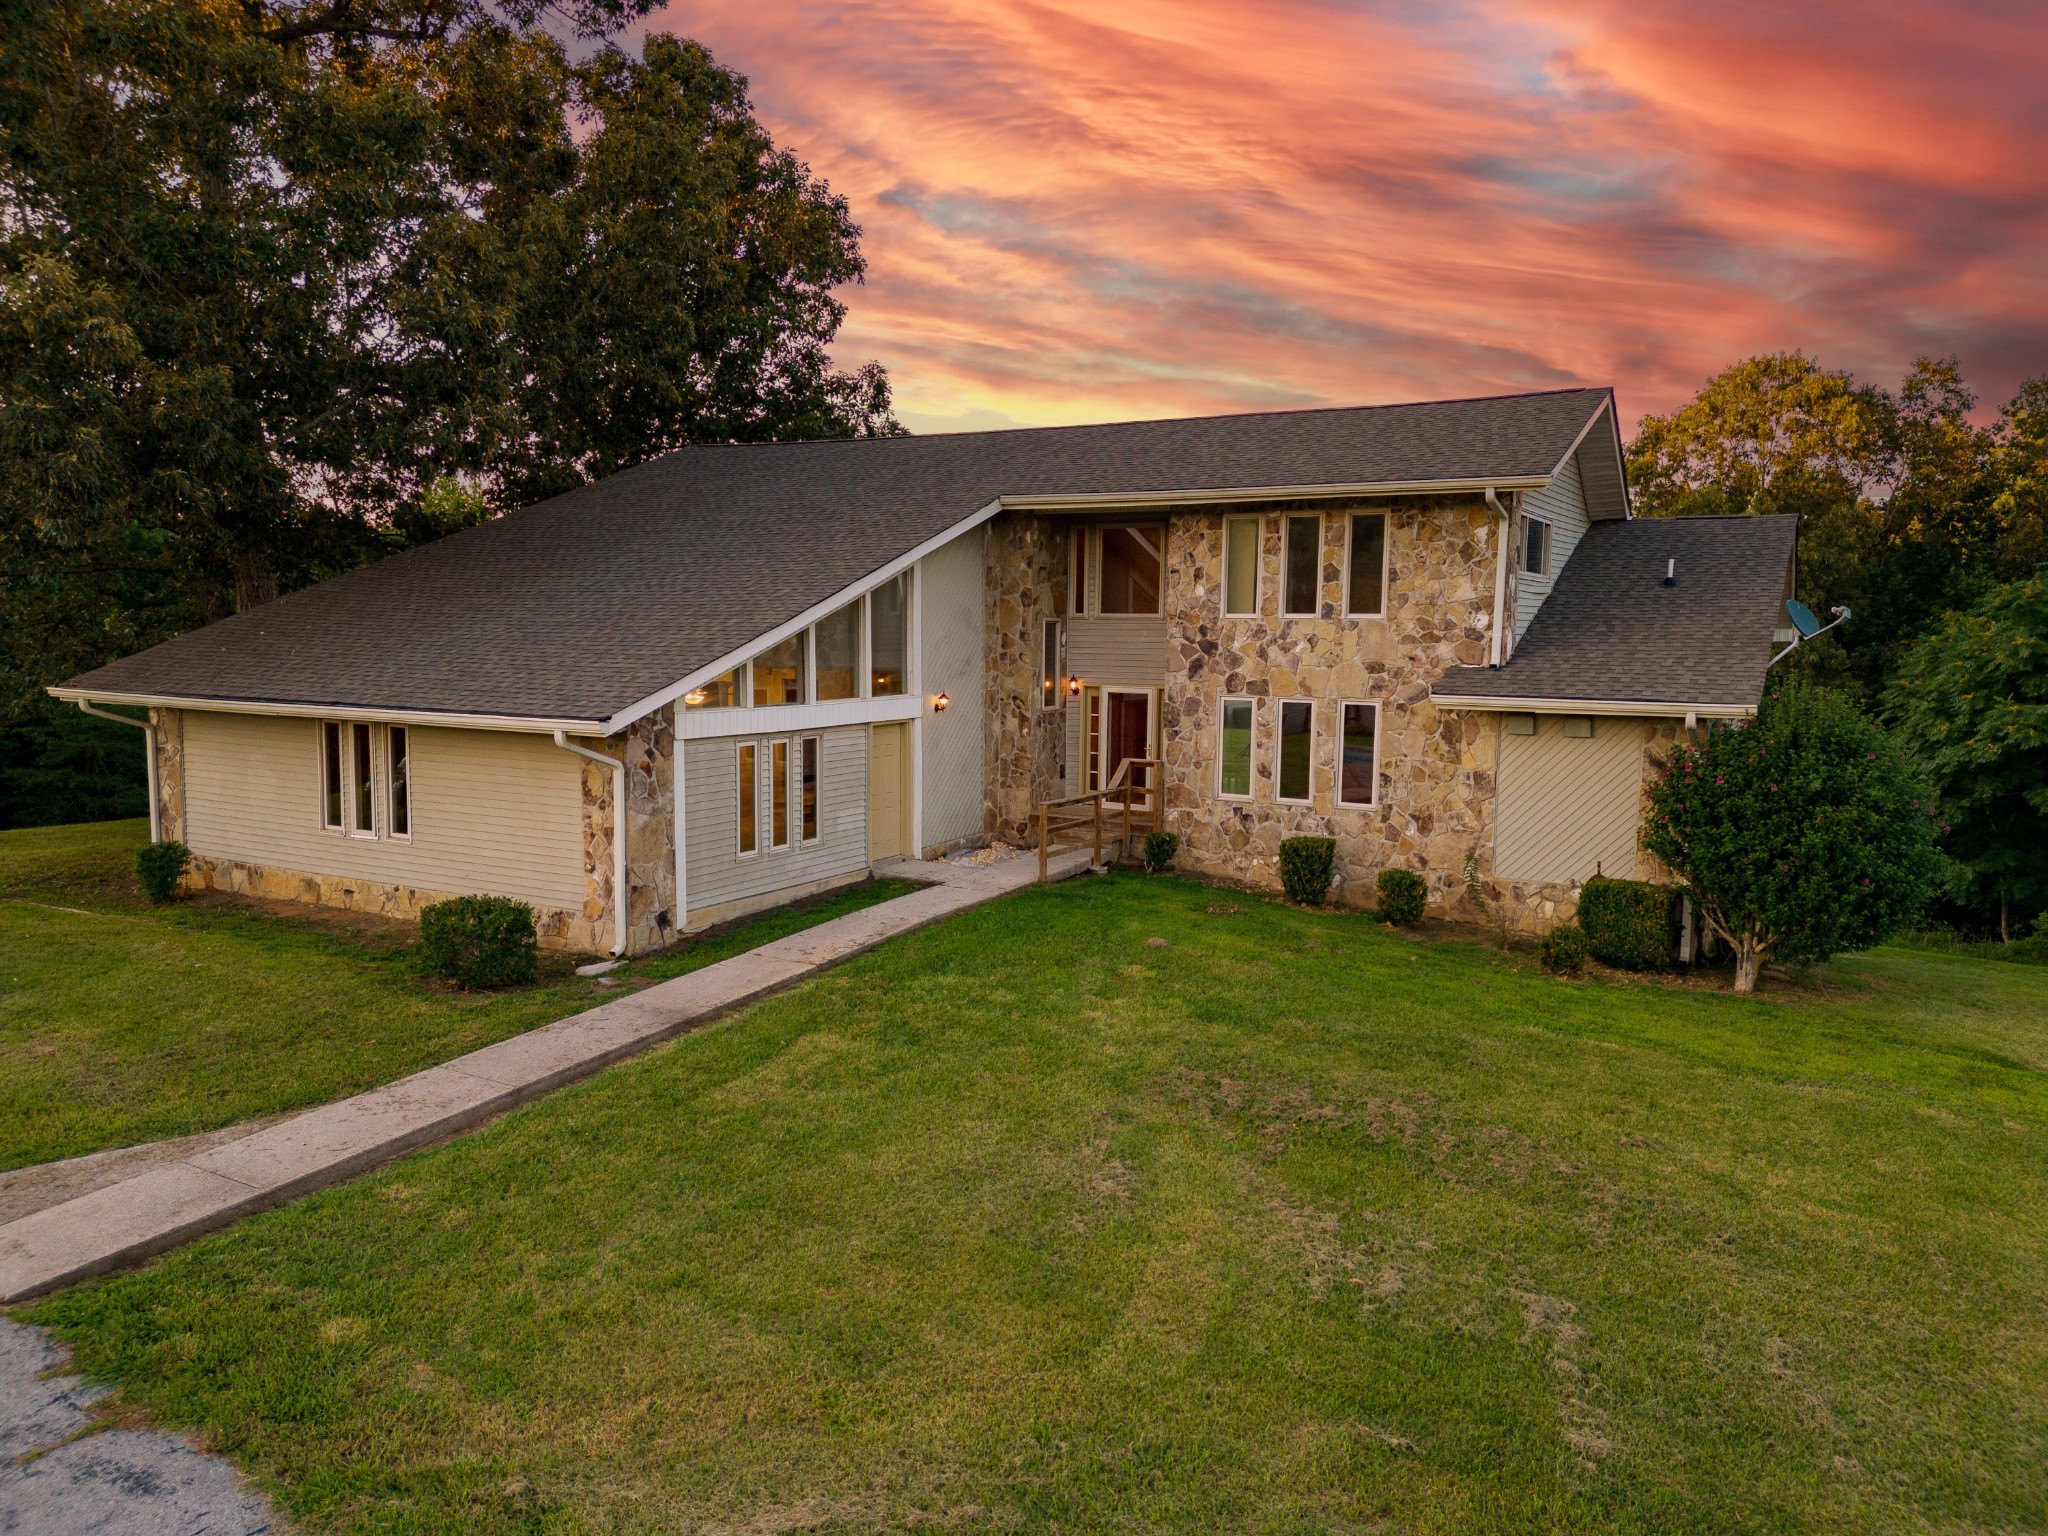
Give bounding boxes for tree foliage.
[1888,572,2048,939]
[1642,685,1938,992]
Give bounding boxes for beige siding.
[684,725,869,922]
[1067,616,1166,687]
[918,527,989,849]
[1493,715,1647,884]
[182,710,586,907]
[1514,453,1592,642]
[1065,702,1084,796]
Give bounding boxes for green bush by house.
[1538,922,1588,975]
[1375,867,1426,926]
[133,840,190,903]
[1142,830,1179,873]
[1278,837,1335,904]
[1578,877,1678,970]
[417,895,539,989]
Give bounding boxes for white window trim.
[1216,696,1255,801]
[770,737,792,850]
[1343,510,1391,619]
[736,740,760,858]
[1223,516,1261,617]
[384,724,413,843]
[1522,514,1553,578]
[347,721,378,839]
[1282,513,1322,618]
[318,720,343,834]
[798,734,822,843]
[1337,699,1379,809]
[1274,697,1316,805]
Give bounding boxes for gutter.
[75,701,161,842]
[552,730,629,957]
[1484,486,1512,667]
[997,475,1551,512]
[1429,692,1754,720]
[44,686,604,737]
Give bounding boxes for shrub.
[133,840,191,903]
[1278,836,1335,905]
[1642,682,1939,992]
[1375,867,1427,926]
[1578,877,1678,971]
[1538,923,1588,976]
[1141,830,1180,874]
[418,895,539,989]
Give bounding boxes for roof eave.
[1429,691,1755,719]
[995,475,1551,512]
[46,685,607,736]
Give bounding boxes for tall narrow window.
[1347,512,1387,616]
[869,572,908,696]
[387,726,410,837]
[1225,517,1260,616]
[1284,515,1321,616]
[737,742,758,854]
[687,666,744,710]
[1522,517,1552,576]
[800,736,820,841]
[1098,525,1164,614]
[1041,620,1061,708]
[815,600,861,701]
[1085,688,1102,790]
[771,739,790,848]
[322,721,343,830]
[1277,699,1313,802]
[1071,525,1090,615]
[1219,698,1253,797]
[752,634,806,705]
[351,722,375,833]
[1339,702,1377,807]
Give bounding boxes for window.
[815,600,861,702]
[322,721,344,830]
[687,666,744,710]
[1522,516,1551,577]
[752,633,806,705]
[1098,525,1164,614]
[800,736,820,841]
[1347,512,1387,616]
[1224,517,1260,615]
[1085,688,1102,790]
[1219,698,1253,797]
[771,739,790,848]
[1040,620,1061,708]
[869,572,908,696]
[387,726,410,837]
[737,742,758,854]
[1071,524,1090,613]
[1276,699,1314,802]
[1339,703,1377,807]
[1284,514,1321,616]
[351,722,375,834]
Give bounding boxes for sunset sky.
[639,1,2048,436]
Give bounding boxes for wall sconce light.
[1066,676,1082,696]
[933,692,950,713]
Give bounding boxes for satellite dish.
[1785,599,1823,638]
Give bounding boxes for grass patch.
[24,873,2048,1534]
[0,820,913,1169]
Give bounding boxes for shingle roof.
[60,387,1614,725]
[1435,515,1799,711]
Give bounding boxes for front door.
[1101,689,1154,793]
[868,722,910,861]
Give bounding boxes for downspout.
[553,729,629,957]
[1484,486,1511,667]
[79,701,160,843]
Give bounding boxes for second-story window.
[1347,512,1387,616]
[1284,515,1320,616]
[870,573,908,696]
[1523,516,1552,577]
[1224,517,1259,616]
[1040,619,1061,708]
[1098,525,1164,614]
[815,599,861,702]
[753,634,806,705]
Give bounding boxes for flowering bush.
[1642,683,1937,992]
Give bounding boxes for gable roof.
[1433,514,1800,715]
[57,387,1617,731]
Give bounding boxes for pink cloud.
[636,0,2048,431]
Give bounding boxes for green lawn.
[0,819,913,1169]
[24,871,2047,1534]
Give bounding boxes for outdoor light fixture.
[933,692,950,712]
[1066,675,1082,696]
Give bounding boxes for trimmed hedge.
[1278,837,1335,905]
[1538,923,1589,976]
[134,840,191,903]
[1579,877,1679,971]
[418,895,539,989]
[1142,830,1180,874]
[1375,867,1427,926]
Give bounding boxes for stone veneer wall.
[983,511,1070,841]
[152,707,186,847]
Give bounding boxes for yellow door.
[868,723,909,860]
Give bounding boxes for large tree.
[0,0,896,724]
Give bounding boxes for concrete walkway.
[0,846,1091,1304]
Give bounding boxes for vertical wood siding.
[684,725,869,918]
[918,527,989,849]
[1493,715,1647,884]
[182,710,586,906]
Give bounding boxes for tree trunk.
[2002,894,2011,948]
[234,551,278,612]
[1733,937,1761,993]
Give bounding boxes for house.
[53,388,1799,951]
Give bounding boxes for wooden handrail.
[1034,757,1163,877]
